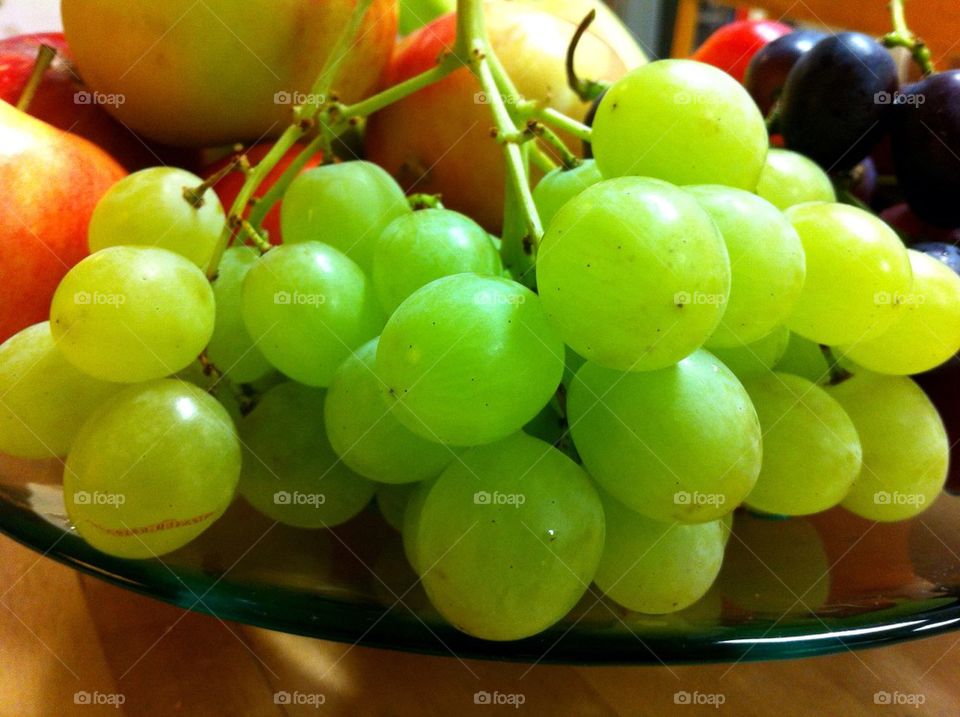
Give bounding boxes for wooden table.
[2,535,958,716]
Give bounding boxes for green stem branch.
[535,107,593,144]
[17,44,57,112]
[881,0,935,76]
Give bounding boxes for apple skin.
[365,2,642,231]
[61,0,397,147]
[0,33,199,171]
[0,99,126,343]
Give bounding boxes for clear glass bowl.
[2,365,959,665]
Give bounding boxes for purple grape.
[744,30,825,116]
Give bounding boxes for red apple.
[0,99,126,343]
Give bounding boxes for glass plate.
[2,365,959,665]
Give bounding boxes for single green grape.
[591,60,768,190]
[372,209,500,314]
[63,379,241,559]
[0,322,122,458]
[741,372,861,516]
[784,202,912,346]
[50,246,215,383]
[708,325,790,378]
[375,482,417,531]
[325,338,454,484]
[206,246,273,383]
[532,160,603,230]
[827,372,948,521]
[401,477,436,575]
[281,160,411,273]
[594,492,725,614]
[755,148,836,210]
[238,382,375,529]
[686,185,806,347]
[88,167,226,268]
[536,177,731,372]
[568,351,761,524]
[774,332,831,383]
[376,274,564,446]
[241,242,384,387]
[416,432,605,641]
[841,250,960,375]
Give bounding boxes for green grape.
[755,148,837,210]
[241,242,383,387]
[720,511,734,547]
[827,372,948,521]
[536,178,730,372]
[325,338,454,484]
[372,209,500,314]
[741,373,861,516]
[281,161,411,273]
[708,325,790,378]
[591,60,767,189]
[238,382,375,528]
[0,322,122,458]
[784,202,912,346]
[375,482,417,531]
[568,351,761,523]
[206,246,273,383]
[377,274,564,446]
[63,379,241,559]
[561,344,587,388]
[399,0,454,34]
[686,185,806,347]
[50,246,216,383]
[88,167,226,268]
[401,477,436,575]
[594,492,725,614]
[416,432,605,641]
[841,250,960,375]
[532,160,603,229]
[774,332,831,382]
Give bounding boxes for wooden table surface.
[1,535,958,716]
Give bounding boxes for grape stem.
[16,44,57,112]
[408,193,445,210]
[881,0,935,76]
[532,107,593,144]
[819,345,853,386]
[565,11,610,103]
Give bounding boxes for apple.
[61,0,398,147]
[365,1,644,231]
[0,33,199,171]
[0,99,126,343]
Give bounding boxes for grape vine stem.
[881,0,935,76]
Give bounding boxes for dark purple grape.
[744,30,825,116]
[913,242,960,275]
[880,203,960,244]
[581,89,606,159]
[849,157,877,205]
[891,70,960,228]
[780,32,898,172]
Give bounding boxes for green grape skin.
[375,482,417,531]
[415,432,605,641]
[594,492,725,614]
[0,322,122,459]
[325,338,454,484]
[88,167,226,269]
[591,60,767,190]
[708,325,790,378]
[774,332,831,383]
[399,0,454,34]
[241,242,384,387]
[238,382,375,529]
[281,160,411,273]
[376,274,564,446]
[686,185,806,347]
[206,246,273,383]
[755,148,837,210]
[372,209,500,314]
[532,159,603,230]
[827,372,948,522]
[740,372,861,516]
[401,477,436,575]
[536,177,731,372]
[63,379,241,559]
[841,250,960,375]
[784,202,912,346]
[568,350,761,524]
[50,246,216,383]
